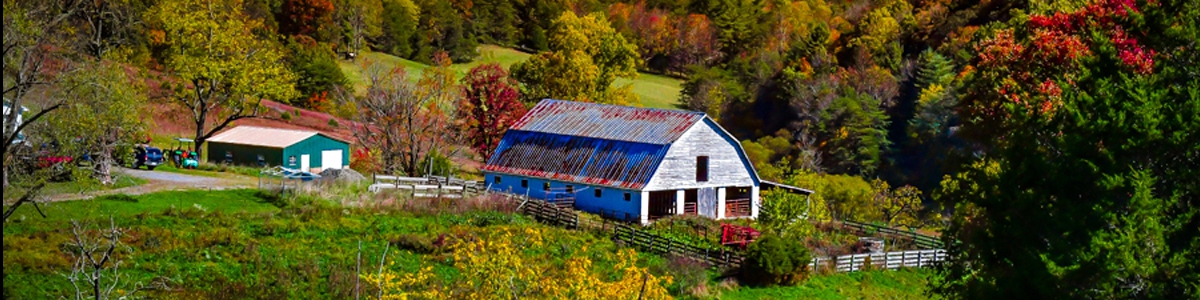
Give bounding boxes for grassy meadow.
[338,45,683,109]
[3,188,934,299]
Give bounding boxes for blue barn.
[483,99,761,224]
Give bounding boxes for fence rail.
[839,220,944,249]
[368,174,484,197]
[810,249,947,272]
[494,192,947,273]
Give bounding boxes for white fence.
[367,174,483,198]
[810,249,947,273]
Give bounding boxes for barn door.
[321,149,343,169]
[698,187,717,218]
[300,154,310,172]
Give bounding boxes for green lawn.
[719,269,939,300]
[338,45,683,109]
[39,174,148,196]
[3,190,278,231]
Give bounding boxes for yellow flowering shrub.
[363,225,673,299]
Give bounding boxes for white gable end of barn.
[643,118,758,191]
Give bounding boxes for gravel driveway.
[43,167,255,202]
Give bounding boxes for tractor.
[170,138,199,169]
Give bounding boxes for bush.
[280,112,292,121]
[391,234,437,254]
[327,118,339,128]
[741,233,812,286]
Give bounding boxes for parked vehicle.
[131,146,164,170]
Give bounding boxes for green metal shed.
[206,126,350,172]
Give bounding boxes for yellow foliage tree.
[511,11,640,106]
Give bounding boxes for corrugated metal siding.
[206,142,283,166]
[511,99,704,145]
[484,130,669,189]
[486,173,643,220]
[282,134,350,169]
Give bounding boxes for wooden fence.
[495,192,948,273]
[612,224,745,268]
[839,220,944,249]
[810,249,947,272]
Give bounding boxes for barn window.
[566,185,574,193]
[521,179,528,188]
[624,192,632,201]
[696,156,709,182]
[543,182,551,191]
[494,176,501,184]
[595,188,603,198]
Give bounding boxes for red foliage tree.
[279,0,335,36]
[459,63,526,160]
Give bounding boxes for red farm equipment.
[720,223,761,249]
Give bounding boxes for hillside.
[338,45,683,109]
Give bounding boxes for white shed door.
[321,149,343,169]
[300,154,310,172]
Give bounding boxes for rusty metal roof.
[484,100,708,190]
[511,99,704,145]
[484,130,669,189]
[207,126,343,148]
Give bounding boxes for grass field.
[719,269,939,300]
[4,188,936,299]
[338,45,683,109]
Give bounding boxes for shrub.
[327,118,339,127]
[741,233,812,286]
[391,234,437,254]
[281,112,292,121]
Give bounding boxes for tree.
[145,0,297,158]
[338,53,460,176]
[285,36,348,111]
[378,0,420,58]
[46,63,150,185]
[336,0,382,56]
[74,0,149,60]
[278,0,335,37]
[3,0,85,217]
[459,63,525,160]
[935,0,1200,298]
[510,11,640,105]
[741,233,812,286]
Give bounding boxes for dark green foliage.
[741,233,812,286]
[935,0,1200,298]
[284,36,348,109]
[378,0,420,58]
[412,0,478,63]
[471,0,521,46]
[678,65,747,120]
[391,233,438,254]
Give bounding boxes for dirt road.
[43,167,256,202]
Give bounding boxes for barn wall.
[282,134,350,169]
[485,173,643,222]
[206,142,283,167]
[643,118,757,191]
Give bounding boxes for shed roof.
[207,126,346,148]
[485,100,708,190]
[511,99,704,145]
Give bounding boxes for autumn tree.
[278,0,335,37]
[338,53,460,176]
[935,0,1200,297]
[146,0,297,158]
[510,11,640,105]
[459,63,526,160]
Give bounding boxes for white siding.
[643,118,756,191]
